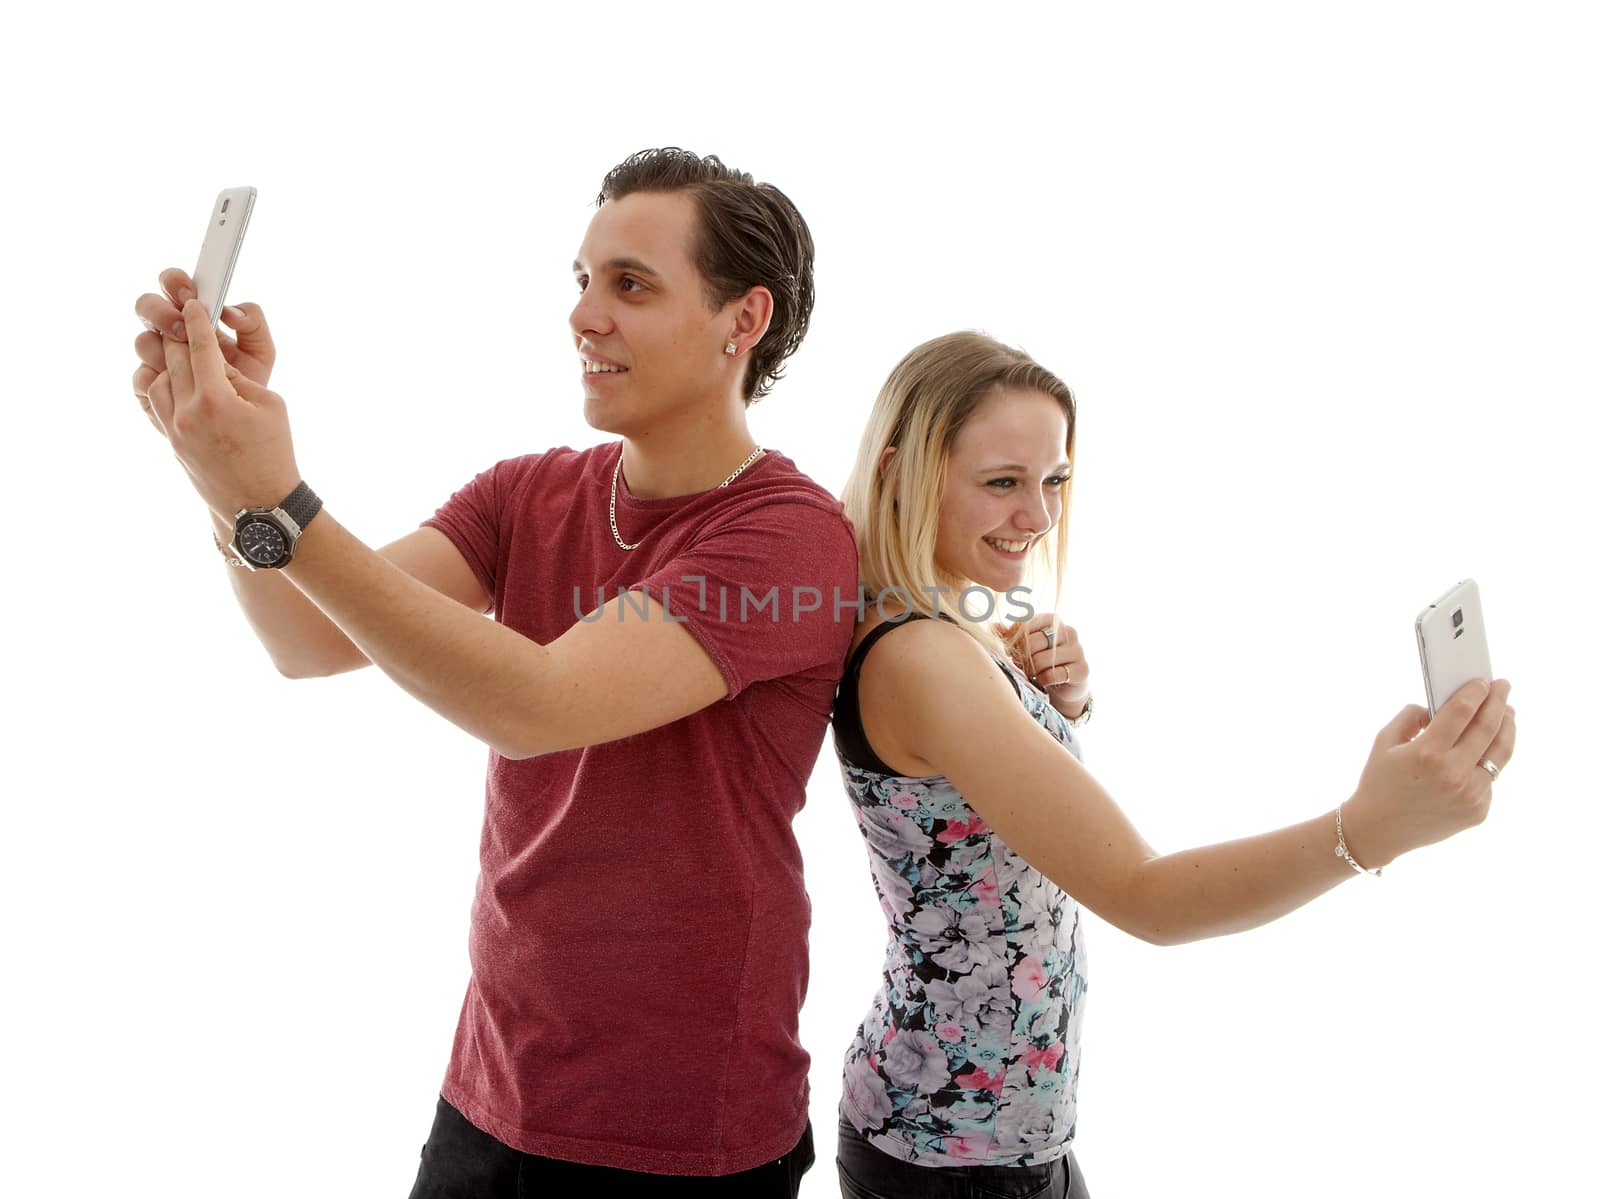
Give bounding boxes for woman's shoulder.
[852,601,1019,708]
[851,598,956,657]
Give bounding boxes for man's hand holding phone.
[132,268,276,436]
[134,289,302,524]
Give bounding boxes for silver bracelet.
[212,531,246,568]
[1334,805,1382,877]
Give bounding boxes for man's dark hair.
[599,148,816,405]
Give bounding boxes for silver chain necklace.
[609,445,765,551]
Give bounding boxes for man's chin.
[582,394,631,436]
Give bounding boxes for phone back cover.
[1416,579,1492,715]
[192,187,255,325]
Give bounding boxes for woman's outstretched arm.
[860,617,1516,946]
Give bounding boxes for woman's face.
[935,386,1071,597]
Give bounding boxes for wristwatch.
[230,481,323,570]
[1063,693,1094,729]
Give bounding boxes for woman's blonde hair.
[840,331,1077,667]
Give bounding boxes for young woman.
[830,331,1516,1198]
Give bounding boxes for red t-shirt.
[422,441,859,1175]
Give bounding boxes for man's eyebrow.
[572,256,663,279]
[979,462,1073,473]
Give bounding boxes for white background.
[4,3,1595,1195]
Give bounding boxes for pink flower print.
[1020,1042,1066,1076]
[943,1132,994,1161]
[935,1021,964,1042]
[1013,954,1049,1003]
[936,815,990,844]
[954,1065,1004,1092]
[887,788,920,810]
[971,867,999,906]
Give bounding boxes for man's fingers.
[162,328,194,399]
[180,299,233,396]
[134,330,166,371]
[147,370,175,434]
[159,268,197,307]
[135,291,185,341]
[133,370,164,434]
[219,301,269,341]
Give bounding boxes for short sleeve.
[628,500,860,701]
[423,455,536,604]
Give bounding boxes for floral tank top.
[833,610,1088,1167]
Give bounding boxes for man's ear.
[725,285,775,356]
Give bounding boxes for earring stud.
[724,342,737,356]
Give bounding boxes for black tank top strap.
[834,610,1025,774]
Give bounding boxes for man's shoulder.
[723,454,853,542]
[738,450,849,520]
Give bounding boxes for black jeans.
[407,1095,815,1197]
[836,1117,1089,1199]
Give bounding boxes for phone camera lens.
[1451,608,1464,628]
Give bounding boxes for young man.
[130,149,858,1195]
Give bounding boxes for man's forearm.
[1132,810,1358,946]
[209,510,369,678]
[281,511,551,756]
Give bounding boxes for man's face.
[570,191,735,433]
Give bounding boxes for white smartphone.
[191,186,256,327]
[1416,578,1493,718]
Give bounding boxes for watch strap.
[277,481,323,535]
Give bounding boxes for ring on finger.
[1477,757,1500,781]
[1042,628,1056,649]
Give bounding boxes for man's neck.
[617,404,762,499]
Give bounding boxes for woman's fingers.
[1036,663,1085,692]
[1479,703,1517,777]
[1454,679,1511,769]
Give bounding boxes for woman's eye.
[575,276,589,291]
[988,476,1070,489]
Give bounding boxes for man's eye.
[620,276,643,292]
[575,276,589,291]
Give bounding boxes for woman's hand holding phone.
[1338,677,1517,871]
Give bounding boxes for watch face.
[239,519,288,566]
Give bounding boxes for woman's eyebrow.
[978,462,1072,473]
